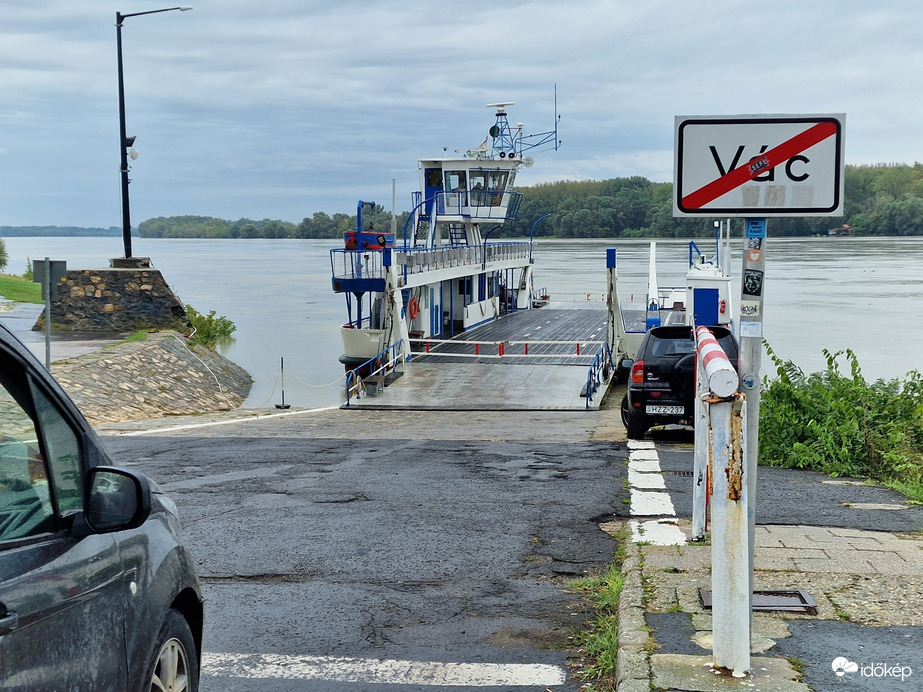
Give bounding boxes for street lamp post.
[116,6,192,261]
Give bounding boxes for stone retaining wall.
[35,268,190,332]
[51,332,252,425]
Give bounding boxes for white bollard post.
[708,394,749,677]
[692,356,708,541]
[694,326,749,677]
[692,327,738,539]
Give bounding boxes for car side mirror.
[84,467,153,533]
[620,358,634,369]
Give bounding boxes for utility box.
[33,259,67,300]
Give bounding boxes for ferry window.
[444,171,468,208]
[470,172,488,206]
[445,171,467,192]
[488,171,509,206]
[488,171,509,191]
[425,169,443,188]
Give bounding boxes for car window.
[650,337,694,357]
[29,381,82,514]
[0,379,54,541]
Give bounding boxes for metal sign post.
[32,258,66,371]
[44,260,51,370]
[674,113,845,635]
[739,218,767,611]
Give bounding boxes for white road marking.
[627,459,661,473]
[115,406,341,436]
[627,440,655,450]
[630,519,687,546]
[629,488,676,517]
[202,652,567,686]
[626,448,659,460]
[628,468,666,490]
[626,443,686,545]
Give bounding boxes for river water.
[4,235,922,409]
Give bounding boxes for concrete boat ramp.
[345,305,615,411]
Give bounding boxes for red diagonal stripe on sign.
[681,121,838,210]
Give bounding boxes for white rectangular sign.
[673,114,845,217]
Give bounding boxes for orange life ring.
[408,297,419,319]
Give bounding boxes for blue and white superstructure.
[330,103,559,371]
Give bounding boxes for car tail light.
[631,360,644,384]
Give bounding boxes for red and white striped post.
[694,326,738,397]
[694,326,748,678]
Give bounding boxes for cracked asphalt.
[101,410,629,691]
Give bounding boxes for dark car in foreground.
[621,325,739,439]
[0,323,202,691]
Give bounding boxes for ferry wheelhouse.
[330,103,559,370]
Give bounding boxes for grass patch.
[102,330,149,349]
[826,593,851,621]
[570,562,625,687]
[0,274,42,303]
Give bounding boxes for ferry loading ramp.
[344,305,613,411]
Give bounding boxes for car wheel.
[621,394,648,440]
[147,609,198,692]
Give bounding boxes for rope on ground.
[254,368,281,408]
[286,367,346,389]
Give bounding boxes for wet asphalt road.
[101,418,923,691]
[103,431,627,691]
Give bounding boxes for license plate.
[646,405,684,415]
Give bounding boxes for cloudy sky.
[1,1,920,228]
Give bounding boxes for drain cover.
[699,588,818,615]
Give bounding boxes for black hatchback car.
[621,325,739,439]
[0,323,202,691]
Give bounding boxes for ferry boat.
[330,103,560,373]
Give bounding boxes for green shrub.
[185,304,236,349]
[761,342,923,502]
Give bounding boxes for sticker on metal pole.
[673,114,845,217]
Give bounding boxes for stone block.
[35,267,191,332]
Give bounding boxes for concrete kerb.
[616,532,652,692]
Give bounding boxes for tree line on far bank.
[133,162,923,240]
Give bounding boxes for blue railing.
[332,241,534,291]
[330,247,387,281]
[584,342,615,408]
[343,340,404,407]
[406,191,522,246]
[396,242,531,278]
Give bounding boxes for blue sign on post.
[745,218,767,239]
